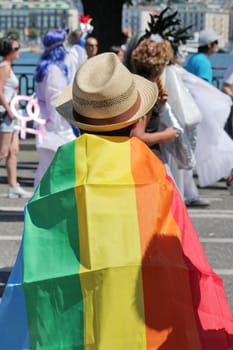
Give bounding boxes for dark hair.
[0,35,17,57]
[124,33,143,71]
[80,124,133,136]
[198,40,218,53]
[110,45,121,54]
[68,29,81,45]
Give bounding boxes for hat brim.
[199,35,221,47]
[56,74,158,132]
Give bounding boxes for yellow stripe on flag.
[74,135,147,349]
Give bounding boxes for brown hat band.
[73,94,141,126]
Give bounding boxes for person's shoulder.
[191,52,206,62]
[0,61,11,71]
[186,53,199,66]
[0,61,11,79]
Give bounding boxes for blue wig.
[35,29,68,83]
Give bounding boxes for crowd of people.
[0,7,233,349]
[1,19,233,203]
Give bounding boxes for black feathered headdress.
[140,7,192,55]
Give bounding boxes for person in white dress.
[181,63,233,192]
[0,35,32,198]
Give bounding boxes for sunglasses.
[87,44,98,47]
[12,46,20,52]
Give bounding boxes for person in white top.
[0,35,32,198]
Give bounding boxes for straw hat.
[56,52,158,132]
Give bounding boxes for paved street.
[0,138,233,314]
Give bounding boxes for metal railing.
[212,66,227,89]
[13,63,36,96]
[13,63,227,96]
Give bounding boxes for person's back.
[186,52,212,83]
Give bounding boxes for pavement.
[0,138,233,315]
[0,137,37,295]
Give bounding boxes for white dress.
[163,65,202,199]
[179,66,233,187]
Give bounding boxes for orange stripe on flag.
[130,138,202,349]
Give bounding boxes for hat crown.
[198,29,219,47]
[72,52,138,119]
[56,52,158,132]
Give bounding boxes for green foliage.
[6,28,20,40]
[25,28,39,39]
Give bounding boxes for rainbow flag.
[0,134,233,349]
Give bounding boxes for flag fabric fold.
[0,134,233,350]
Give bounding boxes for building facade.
[122,2,231,50]
[0,1,78,41]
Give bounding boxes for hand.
[162,127,178,141]
[8,109,16,121]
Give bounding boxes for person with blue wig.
[34,29,77,188]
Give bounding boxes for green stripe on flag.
[23,140,84,349]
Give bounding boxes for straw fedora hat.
[56,52,158,132]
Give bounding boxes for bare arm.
[130,116,178,147]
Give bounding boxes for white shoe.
[8,183,32,199]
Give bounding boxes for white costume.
[179,66,233,187]
[163,64,202,199]
[65,45,87,83]
[34,64,76,188]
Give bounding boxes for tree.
[81,0,153,52]
[25,28,38,40]
[6,28,20,40]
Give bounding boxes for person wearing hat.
[186,28,220,84]
[1,53,233,349]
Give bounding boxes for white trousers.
[183,169,199,201]
[34,148,56,189]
